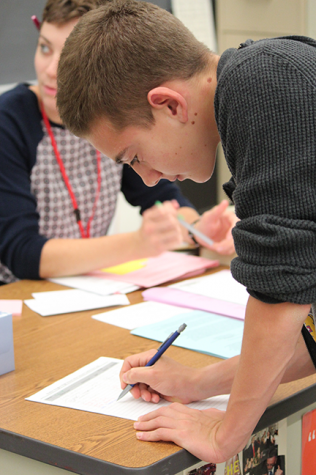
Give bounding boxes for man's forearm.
[198,310,315,400]
[281,331,316,382]
[215,297,311,456]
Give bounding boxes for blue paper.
[131,310,244,359]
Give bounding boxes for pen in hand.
[177,215,214,248]
[154,201,214,248]
[117,323,187,401]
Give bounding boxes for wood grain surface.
[0,270,315,470]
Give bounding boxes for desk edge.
[0,428,199,475]
[254,382,316,433]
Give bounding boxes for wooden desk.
[1,274,316,474]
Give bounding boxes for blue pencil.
[117,323,187,401]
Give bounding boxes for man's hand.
[275,466,284,475]
[120,350,207,404]
[134,403,228,463]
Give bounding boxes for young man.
[57,0,316,463]
[0,0,236,284]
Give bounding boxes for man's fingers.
[123,366,155,386]
[120,350,156,377]
[136,427,176,442]
[135,415,176,432]
[137,402,191,422]
[120,350,158,391]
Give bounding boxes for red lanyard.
[41,106,101,238]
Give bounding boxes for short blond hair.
[57,0,212,135]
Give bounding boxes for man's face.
[86,110,219,186]
[266,456,277,470]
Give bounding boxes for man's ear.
[147,87,188,123]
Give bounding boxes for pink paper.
[0,300,23,316]
[142,287,245,321]
[90,252,219,288]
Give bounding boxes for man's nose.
[135,164,162,187]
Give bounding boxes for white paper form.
[24,289,129,317]
[92,301,192,330]
[26,357,229,420]
[169,270,249,306]
[49,275,138,295]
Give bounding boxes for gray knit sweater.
[215,36,316,305]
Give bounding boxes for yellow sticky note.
[101,259,148,275]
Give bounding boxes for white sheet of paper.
[24,289,129,316]
[92,301,192,330]
[49,275,139,295]
[26,357,229,420]
[169,270,249,306]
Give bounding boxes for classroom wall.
[0,0,171,86]
[0,0,46,85]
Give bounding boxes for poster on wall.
[188,462,216,474]
[302,407,316,474]
[242,424,285,475]
[224,454,241,475]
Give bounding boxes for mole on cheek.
[194,113,198,116]
[191,121,195,125]
[207,77,212,83]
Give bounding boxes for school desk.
[0,271,316,475]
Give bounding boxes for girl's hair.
[42,0,104,25]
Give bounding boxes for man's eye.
[130,155,139,167]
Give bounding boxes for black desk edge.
[254,382,316,433]
[1,382,316,474]
[0,428,199,475]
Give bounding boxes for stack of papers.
[143,270,248,320]
[131,310,244,360]
[49,275,138,295]
[92,301,192,330]
[169,270,248,305]
[24,289,129,317]
[93,300,244,359]
[90,252,219,288]
[47,253,219,297]
[26,357,229,420]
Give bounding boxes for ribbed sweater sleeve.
[215,37,316,304]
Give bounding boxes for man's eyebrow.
[115,147,129,164]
